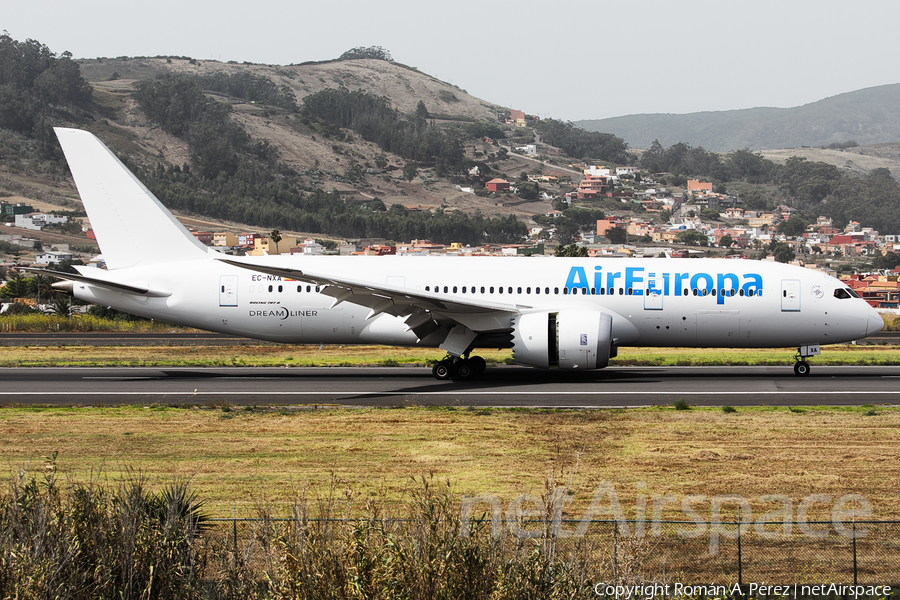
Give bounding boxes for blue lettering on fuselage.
[564,266,763,305]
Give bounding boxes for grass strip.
[0,343,896,367]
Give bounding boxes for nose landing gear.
[431,353,487,380]
[793,344,820,376]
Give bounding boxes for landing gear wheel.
[468,356,486,376]
[793,361,811,376]
[433,361,452,380]
[455,361,473,380]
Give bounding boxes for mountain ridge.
[576,84,900,152]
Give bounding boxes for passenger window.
[545,287,550,294]
[453,286,458,293]
[425,286,430,292]
[692,289,698,296]
[490,286,494,293]
[517,287,522,294]
[619,288,624,295]
[554,287,559,294]
[563,287,569,295]
[508,287,513,294]
[278,285,283,293]
[526,287,531,294]
[582,288,588,295]
[499,287,503,294]
[462,286,466,293]
[443,286,448,293]
[268,285,273,292]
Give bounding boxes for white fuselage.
[71,254,882,350]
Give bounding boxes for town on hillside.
[2,157,899,314]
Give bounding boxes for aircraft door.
[219,275,238,307]
[644,276,664,310]
[781,279,801,311]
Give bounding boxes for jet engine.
[511,310,616,370]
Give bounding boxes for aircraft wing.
[14,267,172,298]
[216,258,523,334]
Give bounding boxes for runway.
[1,365,898,407]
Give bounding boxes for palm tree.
[269,229,282,255]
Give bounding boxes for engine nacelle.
[511,310,615,370]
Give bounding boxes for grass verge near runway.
[1,404,898,519]
[0,343,897,367]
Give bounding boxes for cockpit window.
[833,288,860,299]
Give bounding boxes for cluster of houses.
[1,202,70,232]
[3,162,899,310]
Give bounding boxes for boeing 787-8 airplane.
[23,128,884,380]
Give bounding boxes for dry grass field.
[1,403,897,523]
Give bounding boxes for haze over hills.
[576,84,900,152]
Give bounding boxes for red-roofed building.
[485,178,510,192]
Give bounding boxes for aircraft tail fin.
[54,128,209,270]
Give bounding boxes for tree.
[676,229,709,246]
[769,241,796,264]
[554,218,580,245]
[701,208,721,222]
[50,295,72,317]
[777,215,808,238]
[555,244,588,257]
[403,162,418,182]
[874,251,900,271]
[269,229,282,254]
[338,46,393,62]
[606,227,627,244]
[719,234,734,248]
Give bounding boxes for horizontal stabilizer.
[15,267,171,298]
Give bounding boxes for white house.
[15,213,68,231]
[34,251,73,264]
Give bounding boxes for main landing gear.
[432,353,487,380]
[792,344,821,377]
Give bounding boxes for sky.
[5,0,899,121]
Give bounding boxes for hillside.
[1,47,583,264]
[576,84,900,152]
[75,56,546,217]
[759,143,900,179]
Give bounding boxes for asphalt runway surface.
[1,365,898,407]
